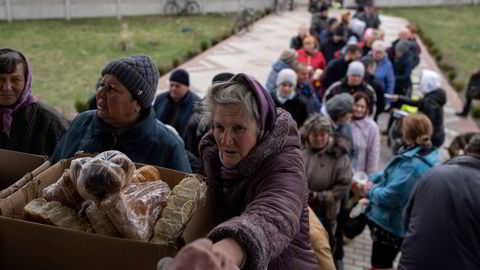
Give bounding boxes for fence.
[344,0,480,8]
[0,0,275,22]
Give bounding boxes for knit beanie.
[280,49,297,65]
[395,40,410,57]
[170,69,190,86]
[326,93,354,119]
[276,68,298,89]
[347,61,365,77]
[102,55,159,109]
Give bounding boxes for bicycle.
[164,0,201,16]
[233,4,256,36]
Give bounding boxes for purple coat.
[199,108,318,270]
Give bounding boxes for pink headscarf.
[0,48,36,136]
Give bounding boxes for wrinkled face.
[373,49,385,61]
[348,74,363,86]
[296,67,310,83]
[213,104,257,167]
[169,81,189,102]
[279,82,295,97]
[353,97,368,119]
[96,74,140,128]
[308,131,330,150]
[303,38,316,53]
[0,63,25,106]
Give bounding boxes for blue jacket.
[265,60,291,93]
[51,108,192,173]
[153,91,201,138]
[374,56,395,95]
[366,146,439,237]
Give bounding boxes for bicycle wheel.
[185,1,201,15]
[233,17,247,36]
[164,2,180,15]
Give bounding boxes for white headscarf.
[420,69,442,95]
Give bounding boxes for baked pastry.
[132,165,161,182]
[24,198,93,232]
[43,169,84,211]
[100,180,171,241]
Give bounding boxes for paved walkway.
[156,5,479,269]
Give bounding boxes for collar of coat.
[90,107,157,151]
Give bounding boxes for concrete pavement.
[156,5,478,269]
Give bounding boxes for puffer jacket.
[51,108,192,173]
[200,109,319,270]
[366,146,439,237]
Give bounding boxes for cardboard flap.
[0,149,48,191]
[0,216,175,270]
[0,160,51,199]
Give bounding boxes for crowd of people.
[1,1,480,269]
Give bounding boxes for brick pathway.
[156,4,479,269]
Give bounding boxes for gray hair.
[203,81,260,133]
[299,113,333,140]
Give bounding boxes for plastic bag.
[100,180,171,241]
[43,169,84,211]
[81,200,120,237]
[76,151,135,202]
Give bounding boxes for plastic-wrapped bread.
[100,181,171,241]
[82,200,120,237]
[24,198,93,232]
[132,165,161,182]
[151,175,205,243]
[42,169,84,211]
[76,151,135,202]
[69,157,92,188]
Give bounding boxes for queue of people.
[1,2,480,270]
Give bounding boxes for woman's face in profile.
[213,104,257,167]
[96,74,139,128]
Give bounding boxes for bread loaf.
[43,169,84,211]
[132,166,161,182]
[24,198,93,232]
[100,180,171,241]
[83,200,120,237]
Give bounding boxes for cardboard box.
[0,149,49,200]
[0,158,218,270]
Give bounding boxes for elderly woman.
[300,114,352,239]
[162,73,319,269]
[0,48,68,156]
[351,91,380,174]
[359,114,439,269]
[51,55,191,172]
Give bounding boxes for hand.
[212,238,245,268]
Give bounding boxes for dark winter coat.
[397,89,446,147]
[364,73,385,119]
[200,109,318,270]
[0,102,68,157]
[353,11,381,29]
[297,82,322,114]
[153,91,201,138]
[399,155,480,270]
[272,93,309,128]
[290,35,304,51]
[393,53,414,95]
[466,70,480,100]
[51,108,192,172]
[321,38,346,64]
[323,78,377,115]
[388,39,421,69]
[310,15,329,40]
[323,58,351,90]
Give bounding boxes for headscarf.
[0,48,36,136]
[420,69,442,95]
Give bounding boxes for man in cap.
[323,44,363,90]
[324,61,377,115]
[399,134,480,270]
[393,40,414,97]
[154,68,201,139]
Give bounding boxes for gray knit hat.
[347,61,365,77]
[280,49,297,65]
[326,93,354,119]
[102,55,159,109]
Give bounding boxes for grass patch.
[0,15,234,117]
[382,5,480,92]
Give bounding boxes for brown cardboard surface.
[0,158,217,270]
[0,149,49,199]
